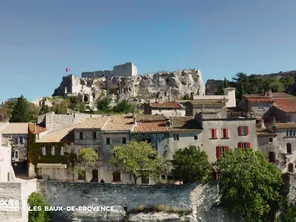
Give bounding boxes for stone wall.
[37,181,239,221]
[0,179,37,222]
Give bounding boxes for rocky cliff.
[52,70,205,104]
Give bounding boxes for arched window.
[287,143,292,154]
[42,147,46,156]
[60,146,64,156]
[51,146,55,156]
[288,163,294,173]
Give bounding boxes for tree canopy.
[97,97,111,113]
[112,99,135,113]
[172,145,212,183]
[216,148,283,221]
[110,140,171,184]
[74,148,98,182]
[10,95,32,122]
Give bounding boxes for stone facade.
[37,181,240,222]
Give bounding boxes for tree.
[50,100,68,114]
[110,140,171,184]
[74,148,98,182]
[280,76,294,89]
[112,100,135,113]
[232,72,249,99]
[28,103,40,122]
[216,149,283,221]
[172,146,212,183]
[28,192,52,222]
[223,77,229,88]
[277,199,296,222]
[39,104,50,115]
[10,95,31,122]
[97,97,111,113]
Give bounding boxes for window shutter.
[239,126,243,136]
[247,142,251,148]
[238,142,242,148]
[224,128,229,138]
[246,126,249,135]
[216,146,221,159]
[225,146,229,151]
[211,129,216,138]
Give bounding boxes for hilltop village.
[1,63,296,221]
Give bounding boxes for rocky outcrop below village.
[52,69,206,103]
[38,181,240,222]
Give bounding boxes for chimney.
[260,119,266,129]
[264,89,272,97]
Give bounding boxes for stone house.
[1,123,29,163]
[143,102,185,117]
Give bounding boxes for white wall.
[151,109,186,117]
[0,145,12,182]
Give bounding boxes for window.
[194,135,198,140]
[216,146,229,159]
[287,143,292,154]
[122,137,127,144]
[147,138,152,143]
[211,129,217,139]
[14,150,19,159]
[20,137,24,144]
[258,106,264,110]
[42,147,46,156]
[173,134,179,141]
[268,152,276,163]
[106,138,111,145]
[141,176,149,184]
[60,146,64,156]
[238,126,249,136]
[51,146,55,156]
[222,128,229,138]
[238,142,251,149]
[14,137,18,144]
[112,171,121,182]
[79,132,84,140]
[288,163,294,173]
[269,137,273,142]
[161,175,166,180]
[93,132,97,139]
[286,129,296,137]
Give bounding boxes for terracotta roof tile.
[246,96,274,103]
[102,115,135,131]
[133,121,168,133]
[274,122,296,129]
[135,114,167,122]
[274,99,296,113]
[74,116,110,129]
[169,117,202,132]
[37,125,76,143]
[150,102,183,109]
[2,123,29,134]
[28,123,47,134]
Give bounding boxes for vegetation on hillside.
[215,72,295,98]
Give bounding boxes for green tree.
[112,100,135,113]
[39,104,50,115]
[97,97,111,113]
[28,103,40,122]
[216,149,283,221]
[10,95,31,122]
[172,145,212,183]
[74,148,98,182]
[280,76,294,89]
[28,192,52,222]
[223,77,229,88]
[232,72,249,99]
[263,78,284,92]
[50,100,68,114]
[110,140,171,184]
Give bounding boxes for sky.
[1,0,296,103]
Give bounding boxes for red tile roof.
[274,99,296,113]
[246,96,274,103]
[133,121,168,133]
[150,102,183,109]
[28,123,47,134]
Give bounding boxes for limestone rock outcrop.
[52,69,205,104]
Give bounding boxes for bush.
[28,192,52,222]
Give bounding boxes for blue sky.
[1,0,296,103]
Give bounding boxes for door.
[92,170,98,182]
